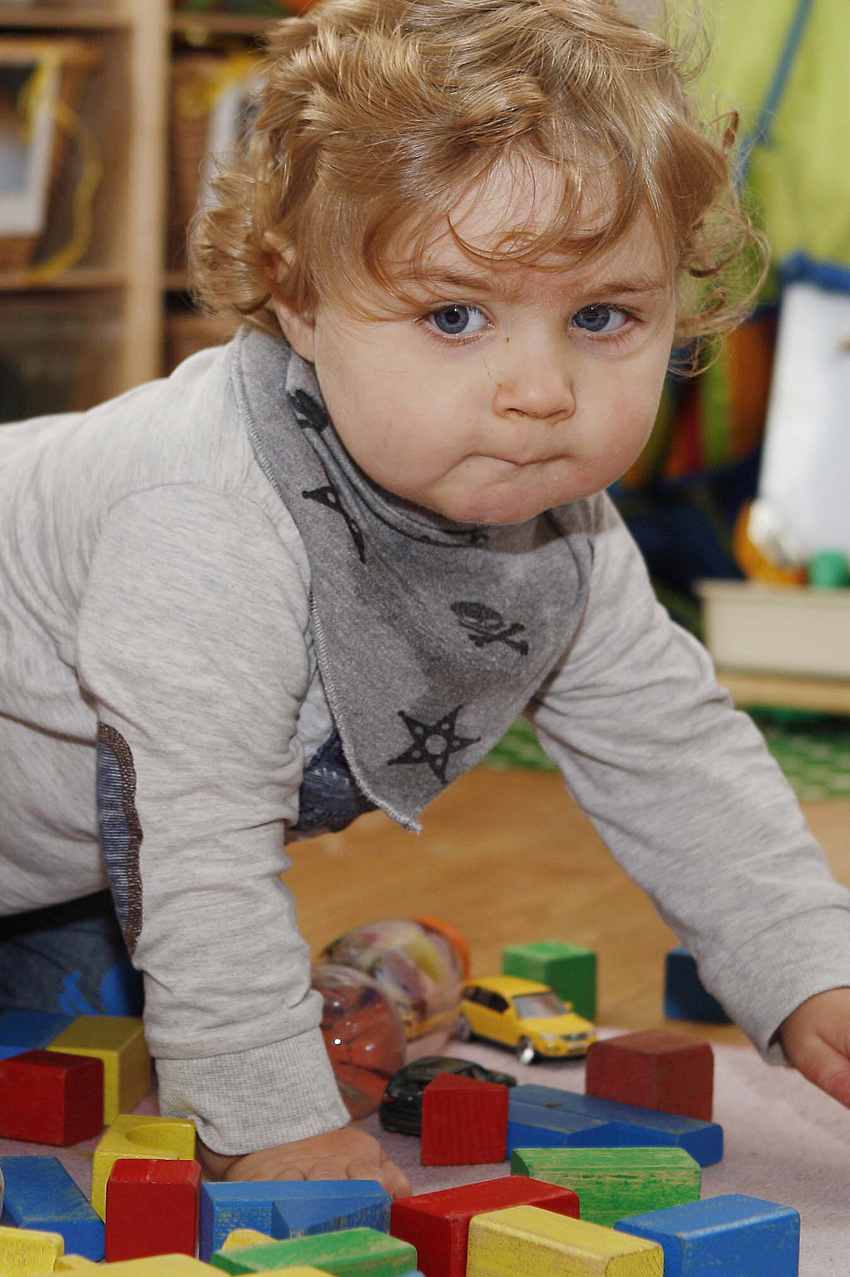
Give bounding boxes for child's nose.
[491,345,576,425]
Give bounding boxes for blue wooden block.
[200,1179,391,1261]
[0,1155,104,1260]
[270,1181,391,1239]
[616,1193,800,1275]
[507,1101,621,1157]
[0,1011,74,1061]
[509,1084,723,1167]
[665,948,731,1024]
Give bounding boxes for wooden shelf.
[163,270,190,292]
[170,13,271,36]
[0,267,125,293]
[0,6,131,30]
[717,670,850,716]
[0,0,272,407]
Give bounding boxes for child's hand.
[779,987,850,1107]
[198,1126,412,1197]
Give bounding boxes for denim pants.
[0,891,144,1017]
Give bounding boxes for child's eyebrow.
[400,267,670,300]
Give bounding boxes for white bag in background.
[758,280,850,558]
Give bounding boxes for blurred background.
[0,0,848,794]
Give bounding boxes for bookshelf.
[0,1,272,416]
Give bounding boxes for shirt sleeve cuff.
[155,1025,351,1154]
[706,905,850,1064]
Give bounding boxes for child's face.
[276,163,677,526]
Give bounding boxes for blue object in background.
[0,1156,105,1261]
[509,1084,723,1168]
[615,1193,800,1275]
[665,947,732,1024]
[0,891,143,1018]
[0,1010,74,1061]
[200,1179,392,1262]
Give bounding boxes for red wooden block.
[420,1071,509,1166]
[585,1029,714,1120]
[0,1049,104,1145]
[391,1175,580,1277]
[105,1158,201,1261]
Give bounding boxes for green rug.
[483,711,850,802]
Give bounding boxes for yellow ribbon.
[175,51,261,120]
[11,50,103,283]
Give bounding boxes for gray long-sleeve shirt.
[2,339,849,1154]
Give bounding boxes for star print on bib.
[388,706,481,783]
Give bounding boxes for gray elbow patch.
[96,722,144,955]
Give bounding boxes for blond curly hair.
[190,0,763,347]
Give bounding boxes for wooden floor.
[288,767,850,1048]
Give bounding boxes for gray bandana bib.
[233,327,592,832]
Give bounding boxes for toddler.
[2,0,850,1194]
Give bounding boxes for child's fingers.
[348,1155,412,1198]
[787,1032,850,1107]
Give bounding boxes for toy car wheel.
[455,1014,473,1043]
[516,1037,537,1065]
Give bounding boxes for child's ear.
[264,234,317,363]
[271,291,317,363]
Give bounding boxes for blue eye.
[572,305,628,334]
[429,305,487,337]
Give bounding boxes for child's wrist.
[197,1138,245,1179]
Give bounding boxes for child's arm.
[197,1127,411,1195]
[526,493,850,1095]
[76,484,409,1186]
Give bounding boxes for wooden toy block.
[585,1030,714,1121]
[106,1157,201,1262]
[615,1192,801,1276]
[664,948,731,1024]
[507,1100,622,1157]
[420,1071,509,1165]
[0,1049,104,1145]
[512,1146,701,1227]
[0,1010,74,1062]
[467,1205,662,1276]
[0,1222,64,1275]
[0,1155,105,1260]
[59,1259,227,1274]
[222,1231,277,1251]
[209,1227,417,1274]
[47,1016,151,1124]
[270,1184,391,1242]
[508,1083,723,1166]
[200,1181,390,1261]
[200,1184,284,1260]
[502,942,597,1020]
[390,1175,579,1277]
[54,1261,100,1272]
[91,1113,197,1220]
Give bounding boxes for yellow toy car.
[456,975,596,1065]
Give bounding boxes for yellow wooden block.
[222,1231,277,1251]
[54,1259,99,1271]
[59,1258,215,1273]
[0,1223,64,1275]
[47,1016,151,1124]
[91,1113,196,1220]
[467,1205,664,1276]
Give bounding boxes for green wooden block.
[511,1145,701,1227]
[502,942,597,1020]
[209,1226,417,1275]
